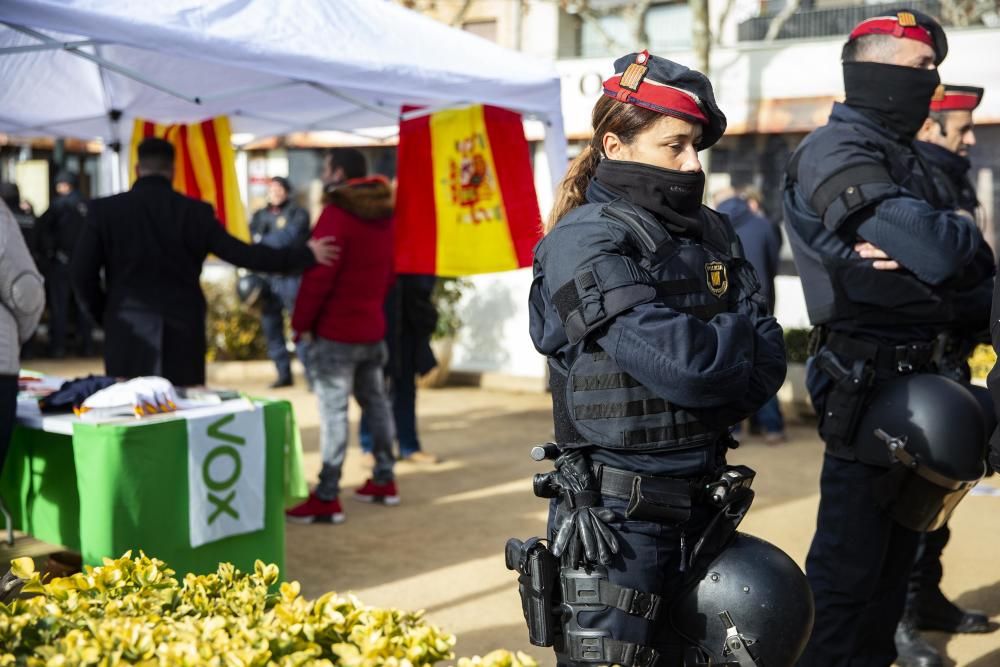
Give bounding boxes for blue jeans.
[359,340,421,457]
[260,276,307,380]
[752,395,784,434]
[308,339,395,500]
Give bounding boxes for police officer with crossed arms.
[783,10,999,665]
[513,51,812,666]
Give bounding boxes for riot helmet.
[236,272,269,310]
[853,373,986,532]
[670,533,814,667]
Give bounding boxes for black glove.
[548,450,619,567]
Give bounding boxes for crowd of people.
[1,140,444,529]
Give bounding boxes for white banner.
[187,407,265,548]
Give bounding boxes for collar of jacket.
[323,177,394,221]
[132,174,173,190]
[913,140,971,179]
[830,101,912,144]
[585,173,706,239]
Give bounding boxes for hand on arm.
[853,242,900,271]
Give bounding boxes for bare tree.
[764,0,801,41]
[715,0,737,45]
[689,0,712,180]
[450,0,475,26]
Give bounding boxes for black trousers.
[549,495,715,665]
[47,263,93,355]
[0,374,17,476]
[798,454,920,667]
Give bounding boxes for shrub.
[784,327,811,364]
[432,279,472,341]
[203,275,269,362]
[0,554,536,667]
[969,343,996,382]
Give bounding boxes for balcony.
[738,0,943,42]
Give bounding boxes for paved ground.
[15,359,1000,665]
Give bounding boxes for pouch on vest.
[625,475,693,523]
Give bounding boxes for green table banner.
[1,400,308,577]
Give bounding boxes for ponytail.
[544,95,663,234]
[545,144,600,234]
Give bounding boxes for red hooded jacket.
[292,178,395,343]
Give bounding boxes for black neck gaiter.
[843,62,941,139]
[594,159,706,233]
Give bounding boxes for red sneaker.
[353,479,400,505]
[285,493,345,524]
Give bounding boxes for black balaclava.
[843,62,941,138]
[594,159,706,235]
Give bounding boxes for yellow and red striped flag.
[394,105,542,276]
[129,116,248,241]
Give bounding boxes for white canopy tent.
[0,0,567,190]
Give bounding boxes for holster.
[505,537,560,647]
[815,348,875,457]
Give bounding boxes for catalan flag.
[129,116,248,241]
[394,105,542,276]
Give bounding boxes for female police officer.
[526,51,787,665]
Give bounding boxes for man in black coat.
[71,138,336,387]
[38,170,94,358]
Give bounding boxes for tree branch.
[764,0,801,41]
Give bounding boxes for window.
[645,3,693,51]
[463,19,498,43]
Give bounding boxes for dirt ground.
[16,359,1000,665]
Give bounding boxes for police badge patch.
[705,261,728,297]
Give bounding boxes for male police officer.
[783,10,999,665]
[249,176,310,388]
[893,84,997,664]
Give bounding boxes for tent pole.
[0,39,106,55]
[307,83,398,120]
[3,23,202,105]
[197,80,302,104]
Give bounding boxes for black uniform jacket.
[530,180,786,475]
[72,175,314,386]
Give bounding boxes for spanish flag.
[395,105,542,276]
[129,116,248,241]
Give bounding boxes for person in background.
[359,274,440,464]
[71,138,336,387]
[288,148,398,524]
[894,83,997,662]
[1,183,44,359]
[38,170,93,358]
[0,200,45,473]
[249,176,311,389]
[715,187,785,444]
[782,12,994,665]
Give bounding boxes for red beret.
[930,84,984,112]
[601,50,730,148]
[847,10,948,65]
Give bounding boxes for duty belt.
[825,332,936,375]
[593,464,707,500]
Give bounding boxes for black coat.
[71,176,314,386]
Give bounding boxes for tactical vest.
[548,200,743,453]
[783,134,952,328]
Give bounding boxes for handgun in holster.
[505,536,560,647]
[815,348,875,452]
